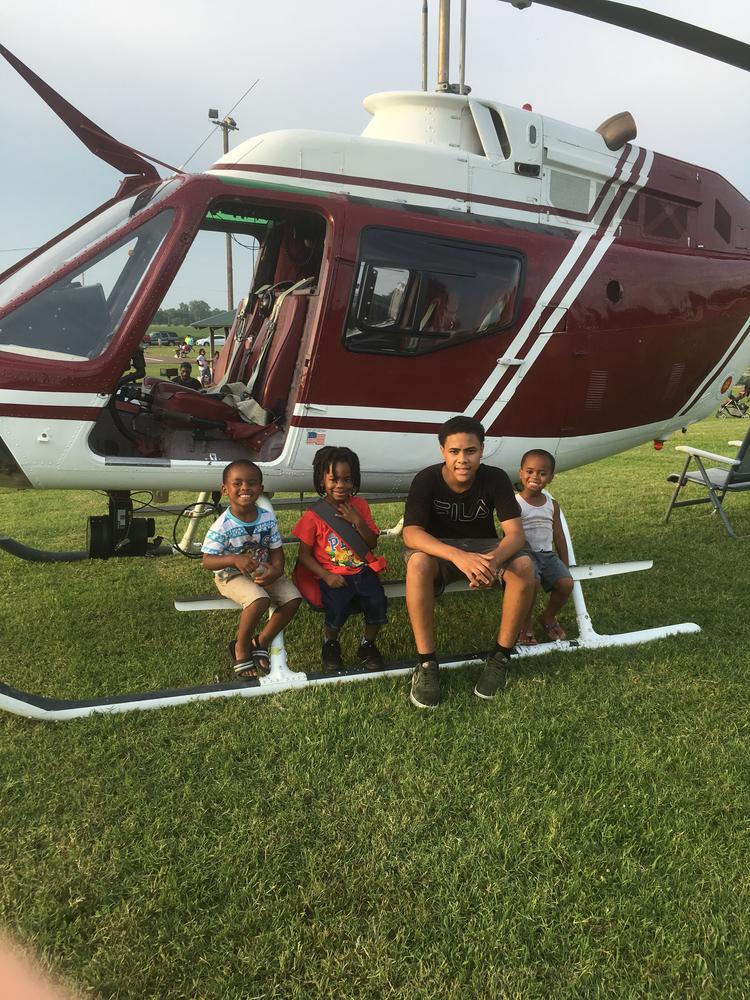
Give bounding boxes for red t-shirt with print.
[292,497,379,576]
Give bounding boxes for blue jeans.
[320,566,388,631]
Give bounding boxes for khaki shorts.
[403,539,532,596]
[215,572,301,608]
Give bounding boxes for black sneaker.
[410,660,440,709]
[321,638,343,670]
[358,639,384,671]
[474,649,511,700]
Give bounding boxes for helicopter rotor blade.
[0,44,181,179]
[499,0,750,72]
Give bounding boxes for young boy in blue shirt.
[202,460,301,677]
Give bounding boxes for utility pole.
[208,109,239,310]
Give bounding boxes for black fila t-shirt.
[403,463,521,540]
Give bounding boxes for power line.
[179,78,259,170]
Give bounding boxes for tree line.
[153,300,219,326]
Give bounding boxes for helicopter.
[1,0,749,560]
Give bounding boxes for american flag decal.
[306,431,326,446]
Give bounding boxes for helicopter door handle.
[497,357,523,366]
[514,162,540,177]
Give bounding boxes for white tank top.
[515,493,554,552]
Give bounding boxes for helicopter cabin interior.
[90,198,328,466]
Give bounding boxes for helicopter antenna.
[498,0,750,72]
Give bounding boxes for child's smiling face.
[223,464,263,517]
[322,461,354,504]
[518,454,554,495]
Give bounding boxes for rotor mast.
[427,0,470,95]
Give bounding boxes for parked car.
[196,336,226,348]
[150,331,180,346]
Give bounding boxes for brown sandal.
[517,628,539,646]
[540,620,566,641]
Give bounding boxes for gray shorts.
[531,550,573,593]
[403,538,532,596]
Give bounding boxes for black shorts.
[403,539,532,596]
[319,566,388,631]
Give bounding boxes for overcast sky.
[2,0,749,310]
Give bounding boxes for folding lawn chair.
[664,425,750,538]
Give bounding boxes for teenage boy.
[403,415,535,708]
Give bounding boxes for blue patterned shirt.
[202,507,282,580]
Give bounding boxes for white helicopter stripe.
[477,149,654,430]
[0,390,107,407]
[466,145,645,416]
[464,230,593,414]
[293,404,455,422]
[678,311,750,417]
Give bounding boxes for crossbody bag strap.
[311,499,372,561]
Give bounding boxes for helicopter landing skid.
[0,510,700,721]
[0,610,700,721]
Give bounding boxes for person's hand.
[234,553,259,576]
[452,549,496,589]
[335,501,363,528]
[252,562,270,583]
[323,571,347,589]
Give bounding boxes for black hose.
[0,537,90,562]
[0,536,173,563]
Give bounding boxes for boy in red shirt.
[293,446,387,671]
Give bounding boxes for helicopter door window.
[0,179,181,311]
[643,197,690,242]
[0,211,174,362]
[356,265,411,328]
[344,227,523,357]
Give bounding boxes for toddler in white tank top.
[516,449,574,644]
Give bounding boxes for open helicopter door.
[85,194,332,477]
[215,210,330,445]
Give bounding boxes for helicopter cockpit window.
[344,228,523,356]
[0,210,174,362]
[0,178,180,312]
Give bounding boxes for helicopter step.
[175,557,655,611]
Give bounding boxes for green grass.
[1,419,749,998]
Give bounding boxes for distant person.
[201,460,302,677]
[515,449,573,643]
[403,415,535,708]
[172,363,201,390]
[196,348,210,386]
[292,446,387,670]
